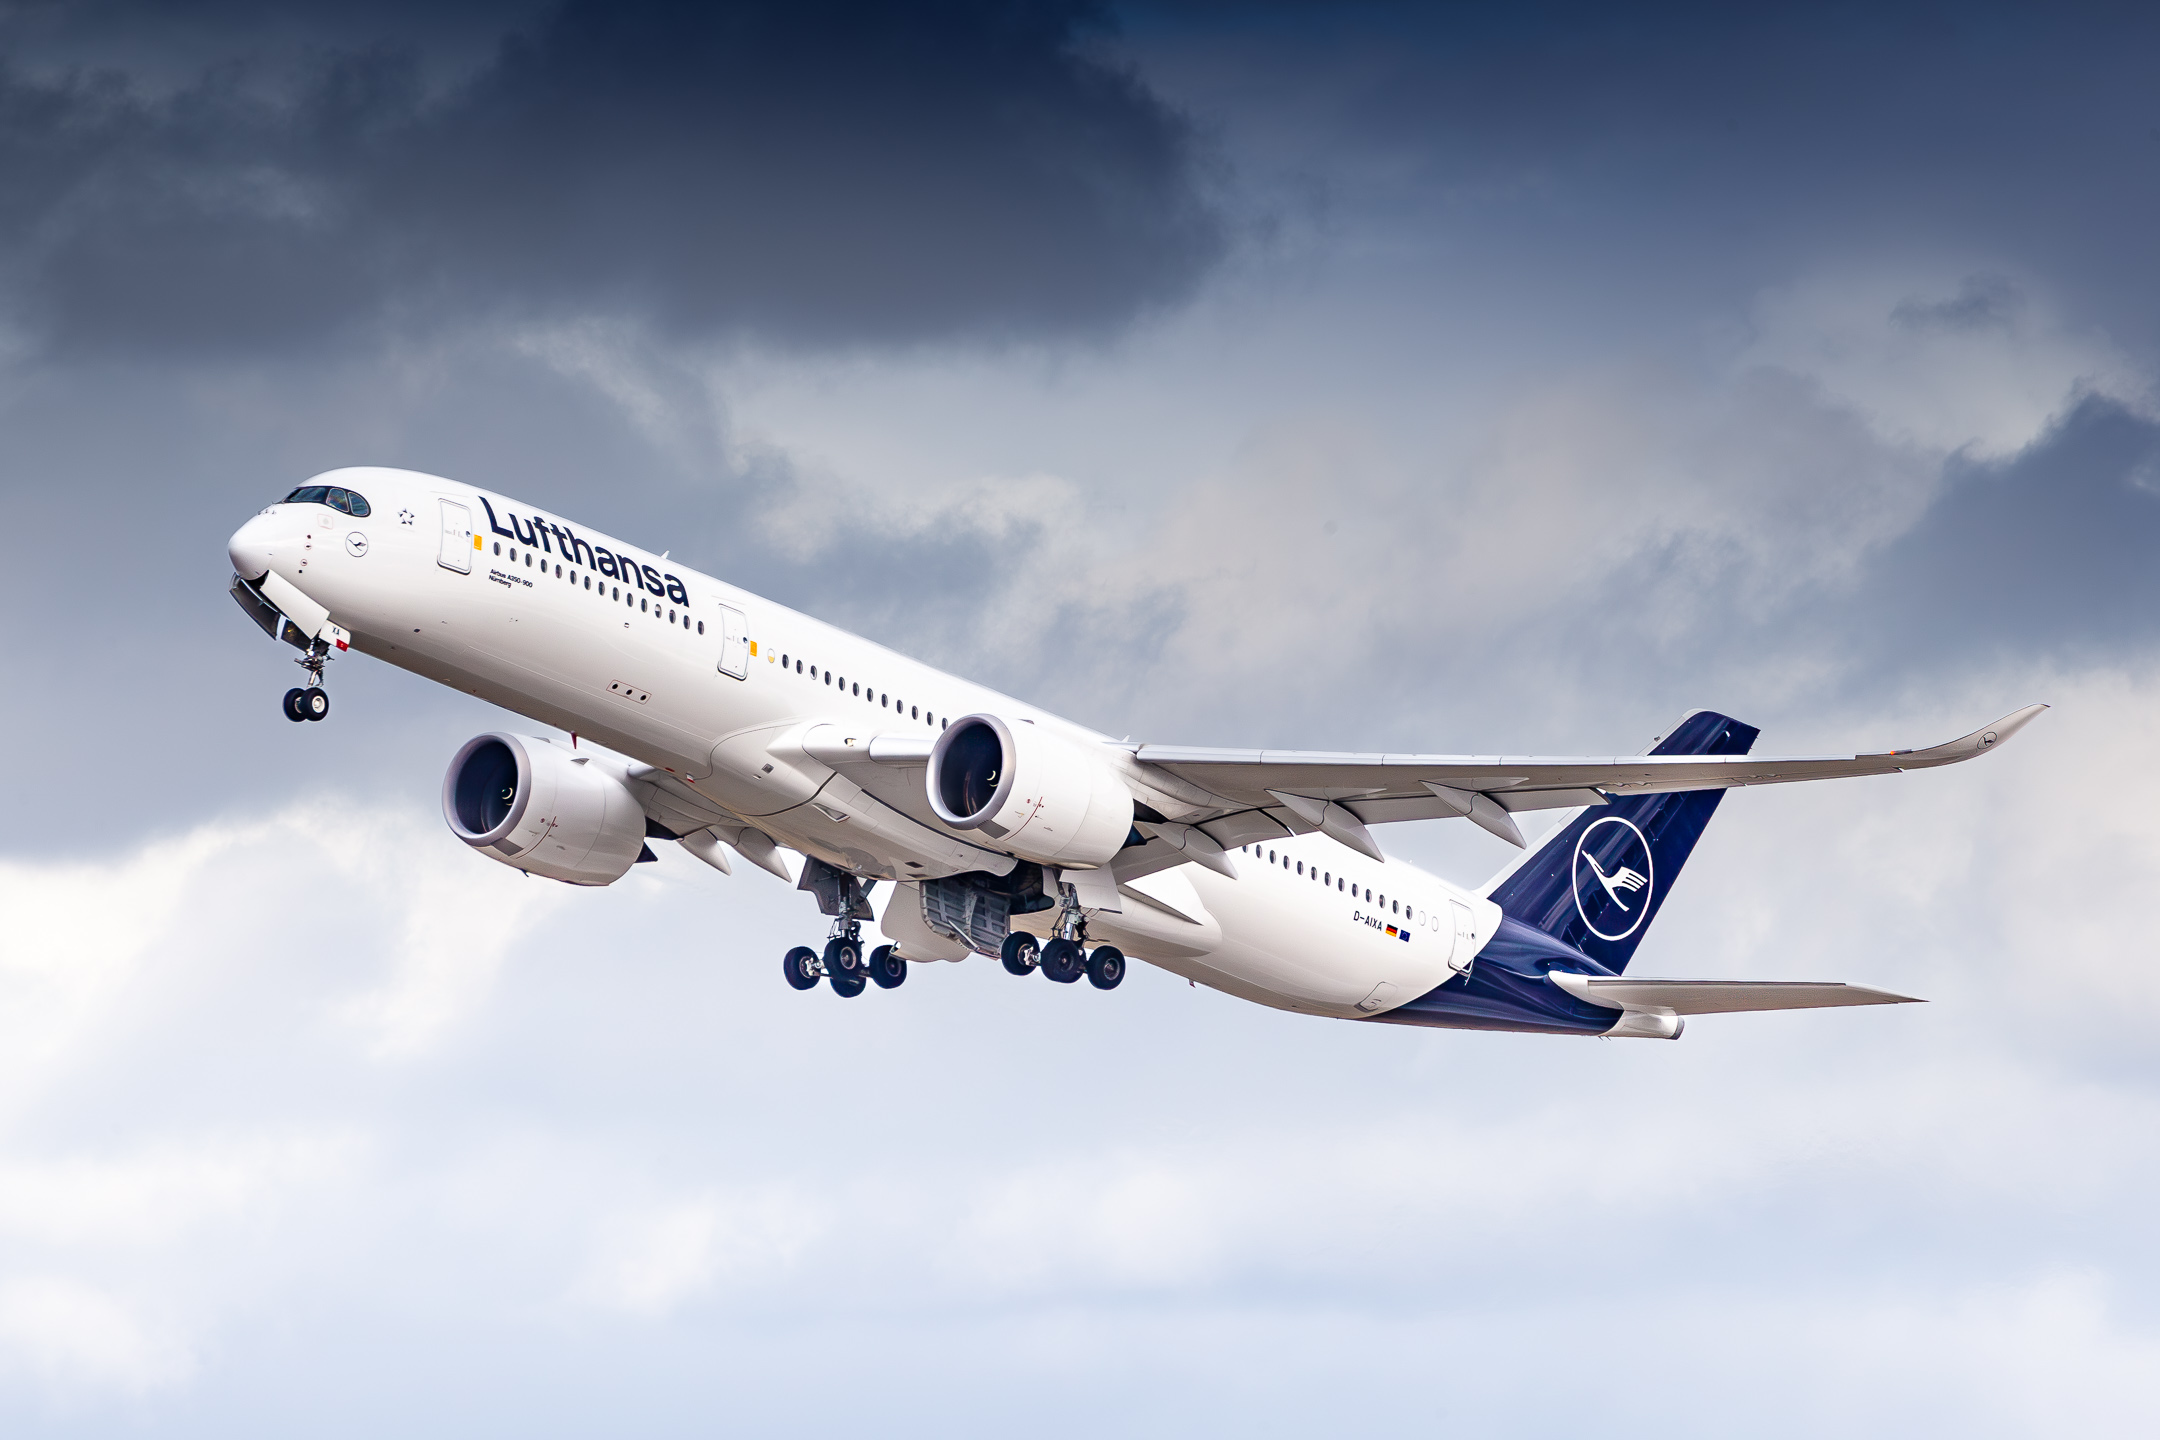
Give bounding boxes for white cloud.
[0,1279,192,1392]
[575,1186,823,1317]
[1739,269,2149,459]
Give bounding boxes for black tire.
[868,944,908,989]
[1086,945,1126,991]
[829,968,867,998]
[825,936,864,977]
[282,688,309,722]
[782,946,821,991]
[1000,932,1039,976]
[1039,937,1083,984]
[301,686,330,721]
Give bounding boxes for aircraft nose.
[228,513,280,581]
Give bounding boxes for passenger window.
[640,598,646,611]
[1296,862,1303,876]
[525,554,532,567]
[494,542,501,556]
[556,564,562,578]
[697,621,704,634]
[911,706,918,720]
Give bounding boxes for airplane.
[225,467,2043,1039]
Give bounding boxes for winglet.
[1877,703,2048,770]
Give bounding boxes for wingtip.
[1908,703,2048,765]
[1979,702,2049,749]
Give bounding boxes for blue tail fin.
[1485,710,1760,974]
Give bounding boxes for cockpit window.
[283,485,371,517]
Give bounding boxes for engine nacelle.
[927,714,1134,869]
[442,732,648,886]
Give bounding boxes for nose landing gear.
[282,686,329,722]
[280,642,333,722]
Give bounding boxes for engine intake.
[927,714,1134,868]
[443,732,648,886]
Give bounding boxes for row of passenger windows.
[1242,844,1408,916]
[495,542,703,633]
[774,651,950,730]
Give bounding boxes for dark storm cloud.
[0,0,1225,353]
[1859,396,2160,666]
[1139,0,2160,346]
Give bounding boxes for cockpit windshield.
[283,485,371,517]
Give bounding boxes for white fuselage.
[229,467,1499,1021]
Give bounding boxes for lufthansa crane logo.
[1572,816,1655,943]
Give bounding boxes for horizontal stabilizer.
[1548,971,1921,1015]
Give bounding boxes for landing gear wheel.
[282,688,309,722]
[1000,932,1040,976]
[782,946,821,991]
[300,687,329,721]
[824,936,864,979]
[868,944,907,989]
[1039,937,1084,984]
[1086,945,1126,990]
[829,968,867,998]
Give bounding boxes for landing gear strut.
[281,642,331,722]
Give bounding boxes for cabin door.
[716,604,749,679]
[438,500,473,573]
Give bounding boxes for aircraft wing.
[1129,704,2045,851]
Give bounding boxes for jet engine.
[926,714,1134,868]
[442,732,648,886]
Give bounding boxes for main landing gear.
[281,641,332,722]
[781,920,911,998]
[996,884,1125,991]
[783,859,911,998]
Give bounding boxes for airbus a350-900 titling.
[226,468,2041,1037]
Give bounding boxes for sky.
[1,1,2157,1433]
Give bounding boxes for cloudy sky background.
[1,1,2157,1432]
